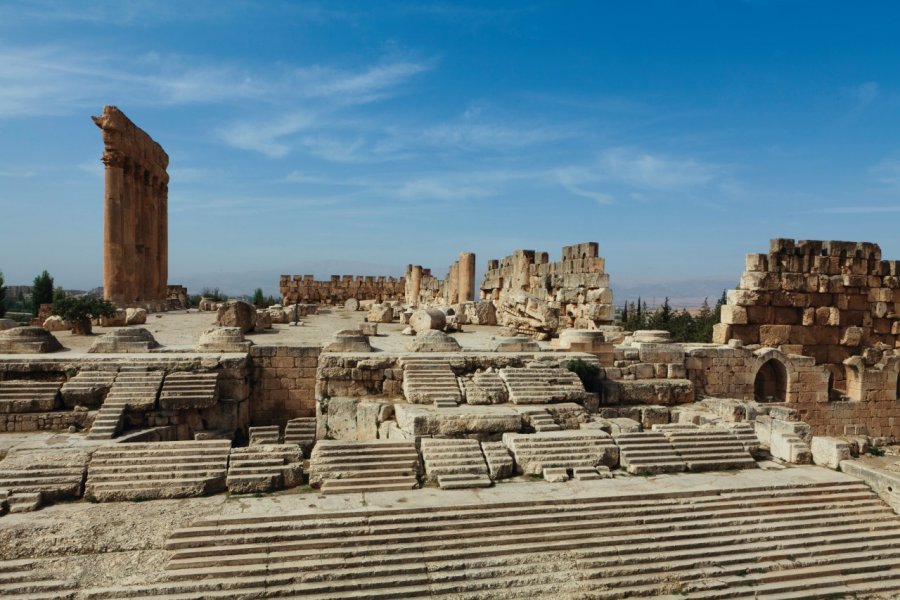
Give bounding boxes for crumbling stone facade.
[93,105,169,310]
[279,275,405,305]
[480,242,614,334]
[249,346,320,425]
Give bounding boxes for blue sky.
[0,1,898,304]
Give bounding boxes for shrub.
[52,296,117,335]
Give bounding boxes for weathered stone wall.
[0,410,93,433]
[249,345,320,425]
[716,239,900,385]
[166,284,188,310]
[93,105,169,310]
[480,242,614,333]
[0,354,250,439]
[280,275,404,305]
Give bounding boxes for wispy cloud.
[0,44,435,119]
[597,148,719,190]
[870,158,900,190]
[0,169,36,177]
[816,205,900,214]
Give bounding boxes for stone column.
[448,262,459,304]
[158,181,168,306]
[410,265,423,306]
[121,159,137,304]
[146,171,159,307]
[458,252,476,302]
[102,152,126,305]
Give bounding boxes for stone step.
[437,473,492,489]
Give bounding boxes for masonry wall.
[716,239,900,388]
[280,275,405,305]
[249,345,320,425]
[480,242,614,331]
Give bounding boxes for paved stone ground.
[21,308,521,355]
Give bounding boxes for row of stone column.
[102,151,168,308]
[405,252,475,306]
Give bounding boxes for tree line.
[616,291,727,343]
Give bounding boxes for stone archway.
[755,358,788,402]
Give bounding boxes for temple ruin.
[4,111,900,597]
[93,105,170,309]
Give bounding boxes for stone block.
[810,436,851,469]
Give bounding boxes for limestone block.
[216,300,257,334]
[324,329,373,352]
[607,417,641,434]
[712,323,732,344]
[394,404,522,436]
[410,308,446,332]
[42,316,69,332]
[759,325,791,347]
[840,326,864,346]
[771,418,812,444]
[810,436,851,469]
[720,305,748,325]
[255,310,273,330]
[407,330,461,352]
[196,327,251,352]
[770,429,812,464]
[640,405,669,429]
[637,343,685,364]
[100,309,127,327]
[344,298,360,311]
[493,336,541,352]
[754,415,773,447]
[268,306,289,324]
[543,467,569,482]
[0,318,18,330]
[125,307,147,325]
[356,401,381,440]
[317,397,360,440]
[360,322,378,336]
[367,304,394,324]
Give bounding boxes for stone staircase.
[614,431,686,475]
[76,477,900,599]
[521,407,562,432]
[499,366,586,404]
[0,461,85,513]
[400,357,462,405]
[420,438,491,489]
[284,417,316,455]
[503,430,619,475]
[724,421,762,456]
[481,441,514,480]
[248,425,281,445]
[159,371,219,410]
[309,440,420,494]
[60,370,116,405]
[85,440,231,502]
[0,558,76,599]
[87,368,164,440]
[463,371,508,404]
[0,380,60,413]
[226,444,303,493]
[660,425,758,471]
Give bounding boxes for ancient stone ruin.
[93,105,171,310]
[5,110,900,598]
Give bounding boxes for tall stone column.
[102,151,126,305]
[458,252,476,302]
[410,265,423,306]
[146,171,159,307]
[158,182,168,306]
[135,165,147,302]
[448,262,459,304]
[121,159,137,304]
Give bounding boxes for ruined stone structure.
[403,251,476,306]
[93,106,169,309]
[280,274,405,305]
[480,242,614,335]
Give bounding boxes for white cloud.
[597,148,718,190]
[816,205,900,215]
[218,113,315,158]
[0,169,36,177]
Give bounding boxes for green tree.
[53,287,66,304]
[0,270,5,318]
[252,288,266,308]
[31,270,54,316]
[52,296,116,335]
